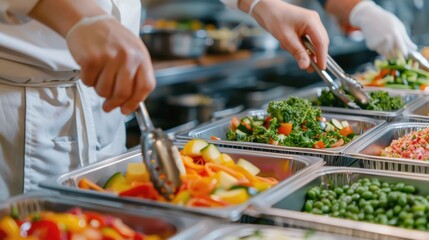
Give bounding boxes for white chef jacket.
[0,0,141,200]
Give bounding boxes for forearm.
[28,0,106,37]
[324,0,361,27]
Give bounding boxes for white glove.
[349,1,417,58]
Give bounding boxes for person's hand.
[350,1,417,58]
[66,17,156,115]
[251,0,329,70]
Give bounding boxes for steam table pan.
[40,144,323,221]
[0,192,211,240]
[175,110,385,166]
[245,167,429,240]
[345,122,429,173]
[281,87,420,122]
[401,96,429,122]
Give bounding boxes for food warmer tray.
[344,122,429,173]
[175,110,385,166]
[244,167,429,240]
[0,192,212,240]
[40,144,323,221]
[401,96,429,122]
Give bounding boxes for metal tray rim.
[402,96,429,120]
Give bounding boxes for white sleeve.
[220,0,239,10]
[0,0,39,24]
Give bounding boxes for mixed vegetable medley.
[381,127,429,161]
[357,55,429,90]
[78,139,279,208]
[226,97,356,149]
[314,89,405,111]
[0,207,161,240]
[304,178,429,231]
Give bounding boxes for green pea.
[339,201,348,209]
[334,187,344,196]
[379,196,388,208]
[352,193,360,201]
[394,183,405,191]
[343,184,350,190]
[393,205,402,215]
[343,196,352,204]
[375,208,385,215]
[355,186,365,195]
[358,199,368,208]
[322,198,331,206]
[376,215,388,225]
[385,209,394,218]
[398,194,408,206]
[407,195,415,205]
[307,190,317,200]
[304,200,313,212]
[398,211,409,220]
[339,208,346,216]
[380,187,391,193]
[314,201,324,209]
[321,205,330,213]
[349,213,359,221]
[412,204,426,213]
[362,191,373,200]
[414,211,425,218]
[311,208,323,215]
[403,217,414,228]
[365,214,374,221]
[369,185,380,192]
[416,226,426,231]
[358,212,365,220]
[346,188,355,195]
[381,182,389,188]
[332,211,340,217]
[347,204,359,214]
[363,205,374,214]
[370,200,379,208]
[388,192,399,204]
[415,217,427,227]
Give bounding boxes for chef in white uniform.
[0,0,156,200]
[0,0,331,200]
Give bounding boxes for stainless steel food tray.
[344,122,429,173]
[279,87,420,121]
[401,96,429,122]
[175,110,385,166]
[245,167,429,240]
[40,144,324,221]
[0,192,212,240]
[202,223,364,240]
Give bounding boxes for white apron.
[0,0,141,200]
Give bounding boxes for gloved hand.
[66,16,156,115]
[251,1,329,70]
[349,1,417,58]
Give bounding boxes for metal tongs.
[409,50,429,72]
[302,37,371,109]
[135,102,184,200]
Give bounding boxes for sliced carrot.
[420,84,428,91]
[230,117,240,130]
[210,135,221,140]
[255,176,279,185]
[278,123,293,135]
[181,155,204,171]
[78,178,105,192]
[339,126,354,137]
[188,177,216,197]
[331,138,345,148]
[313,141,325,149]
[204,163,244,180]
[264,116,272,129]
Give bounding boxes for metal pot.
[140,26,209,59]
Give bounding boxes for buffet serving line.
[3,53,429,239]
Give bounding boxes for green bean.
[394,183,405,191]
[403,185,415,194]
[304,200,313,212]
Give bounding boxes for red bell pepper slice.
[27,220,62,240]
[187,196,227,207]
[119,183,160,200]
[85,211,107,228]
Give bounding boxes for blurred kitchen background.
[126,0,429,147]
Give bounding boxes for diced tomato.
[264,116,272,129]
[210,135,221,140]
[27,220,62,240]
[230,117,240,130]
[134,232,146,240]
[313,141,325,149]
[339,126,354,137]
[187,196,227,207]
[278,123,293,135]
[119,183,160,200]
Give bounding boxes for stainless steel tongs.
[409,50,429,72]
[135,102,184,201]
[302,37,371,109]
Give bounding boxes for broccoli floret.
[367,91,405,111]
[267,97,321,124]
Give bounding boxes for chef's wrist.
[238,0,269,16]
[29,0,106,37]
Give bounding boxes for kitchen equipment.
[135,102,183,200]
[1,192,210,239]
[40,145,324,221]
[175,110,385,166]
[140,26,209,59]
[279,87,419,121]
[207,27,242,54]
[302,37,370,108]
[344,122,429,173]
[245,167,429,240]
